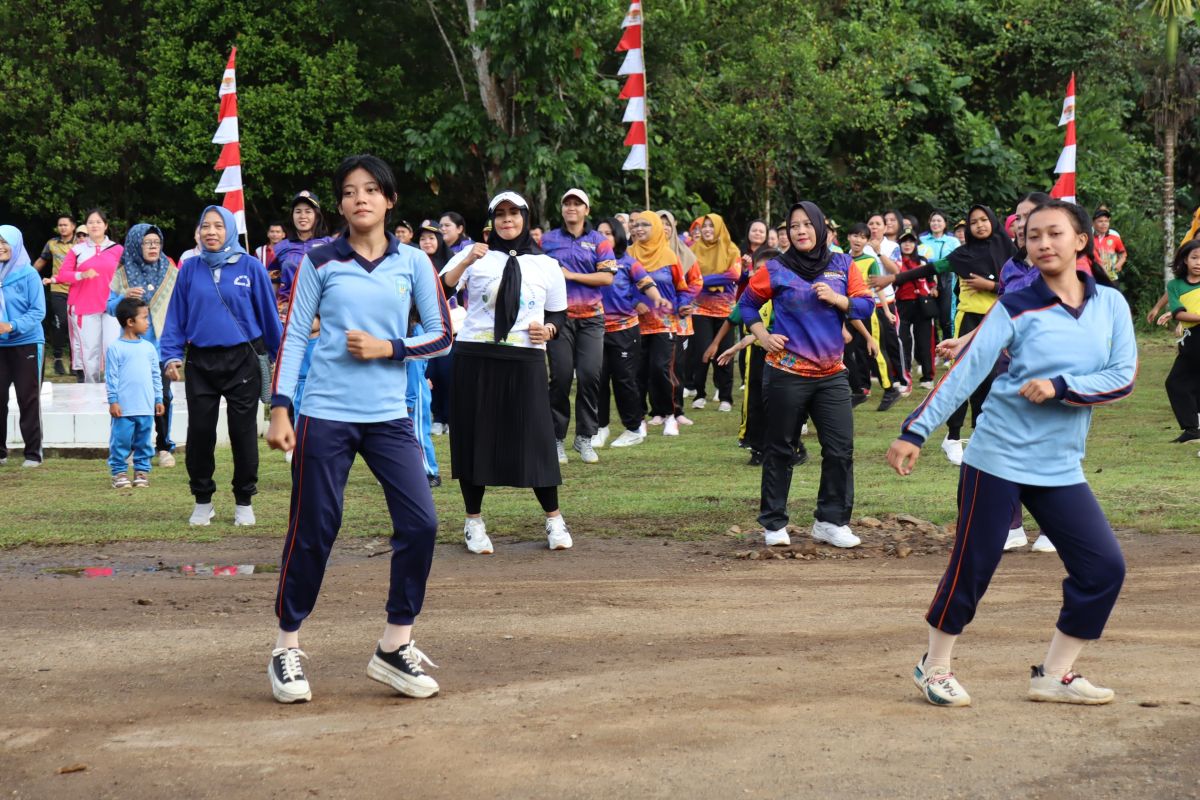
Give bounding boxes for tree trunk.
[464,0,506,193]
[1163,115,1177,288]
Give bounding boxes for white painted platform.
[6,382,266,449]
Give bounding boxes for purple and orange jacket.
[600,253,656,333]
[539,225,617,320]
[638,259,702,335]
[738,253,873,378]
[695,254,742,318]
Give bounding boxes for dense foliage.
[0,0,1196,310]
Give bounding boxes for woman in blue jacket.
[0,225,46,467]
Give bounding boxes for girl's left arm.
[394,260,452,362]
[1052,295,1138,406]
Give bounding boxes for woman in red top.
[895,229,937,388]
[49,208,123,382]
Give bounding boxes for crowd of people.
[2,152,1198,710]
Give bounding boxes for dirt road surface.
[3,532,1199,799]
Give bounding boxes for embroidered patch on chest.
[234,275,251,288]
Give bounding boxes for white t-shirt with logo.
[441,248,567,349]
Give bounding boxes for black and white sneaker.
[366,641,440,698]
[269,647,312,704]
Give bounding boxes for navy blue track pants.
[927,465,1125,639]
[275,416,437,632]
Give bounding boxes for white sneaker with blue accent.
[914,654,971,707]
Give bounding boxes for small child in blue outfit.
[406,316,440,487]
[106,297,164,488]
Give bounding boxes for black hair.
[884,208,905,228]
[267,220,286,230]
[1025,200,1114,286]
[752,247,782,264]
[904,214,920,232]
[847,222,870,237]
[56,214,74,225]
[1017,191,1052,207]
[742,219,768,255]
[1172,241,1200,281]
[331,154,397,231]
[115,296,147,329]
[439,211,466,230]
[866,211,885,223]
[287,203,328,240]
[84,207,108,225]
[928,209,948,224]
[599,216,628,258]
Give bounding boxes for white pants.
[70,311,120,383]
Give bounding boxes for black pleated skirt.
[449,342,562,488]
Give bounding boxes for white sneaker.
[663,416,680,436]
[591,426,610,449]
[269,647,312,703]
[682,388,697,398]
[648,416,664,426]
[367,641,440,699]
[189,502,215,526]
[546,515,573,550]
[1031,535,1057,553]
[1028,665,1113,705]
[1004,527,1029,551]
[811,520,861,548]
[556,439,568,464]
[692,397,707,410]
[234,504,257,527]
[610,429,646,448]
[638,421,647,437]
[941,436,964,466]
[157,450,176,468]
[764,528,790,547]
[285,449,293,464]
[464,518,493,554]
[800,423,809,435]
[21,459,41,468]
[430,422,445,436]
[914,654,971,707]
[675,414,694,426]
[920,381,935,390]
[718,401,732,412]
[573,435,599,464]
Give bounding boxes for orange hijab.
[690,213,742,276]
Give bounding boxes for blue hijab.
[0,225,33,321]
[120,223,171,293]
[197,206,247,269]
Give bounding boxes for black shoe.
[366,641,440,698]
[877,388,901,412]
[747,450,764,466]
[427,474,442,488]
[53,359,65,376]
[851,392,869,407]
[1172,429,1200,443]
[74,370,85,383]
[791,448,809,467]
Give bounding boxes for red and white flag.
[212,48,246,235]
[1050,73,1076,205]
[616,2,646,171]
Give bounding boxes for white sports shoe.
[430,422,445,436]
[914,654,971,707]
[234,504,257,527]
[22,459,41,468]
[546,515,573,550]
[464,518,493,554]
[638,421,647,437]
[718,401,732,412]
[285,449,293,464]
[157,450,176,468]
[764,528,790,547]
[920,381,935,390]
[573,435,600,464]
[682,388,697,398]
[692,397,707,410]
[663,416,680,436]
[1004,527,1029,551]
[811,520,861,548]
[591,426,610,449]
[1028,665,1113,705]
[941,436,964,466]
[556,439,568,464]
[675,414,695,426]
[610,429,645,448]
[800,423,809,435]
[189,502,215,527]
[648,416,664,426]
[269,647,312,704]
[1031,535,1057,553]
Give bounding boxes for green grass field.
[0,334,1193,548]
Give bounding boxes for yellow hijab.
[690,213,742,276]
[629,211,681,272]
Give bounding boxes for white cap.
[488,191,529,213]
[561,188,591,208]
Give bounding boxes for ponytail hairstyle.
[1025,200,1113,287]
[600,216,629,258]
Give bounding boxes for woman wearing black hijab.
[418,220,455,433]
[439,191,570,555]
[737,201,875,551]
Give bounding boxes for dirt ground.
[3,529,1199,800]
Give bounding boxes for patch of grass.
[1,335,1192,548]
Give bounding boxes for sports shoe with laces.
[675,414,694,426]
[464,517,493,554]
[157,450,176,468]
[1004,527,1028,551]
[269,647,312,703]
[913,654,971,707]
[1028,664,1113,705]
[764,528,790,546]
[610,429,645,448]
[718,401,732,412]
[367,641,440,698]
[234,504,256,527]
[546,514,573,550]
[591,426,610,449]
[1030,534,1057,553]
[812,520,861,548]
[941,436,964,466]
[663,416,680,436]
[877,387,901,411]
[112,472,131,489]
[556,439,568,464]
[189,502,215,526]
[648,416,664,426]
[691,397,707,410]
[573,435,599,464]
[133,471,149,488]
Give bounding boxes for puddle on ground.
[39,563,279,577]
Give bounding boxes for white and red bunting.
[1050,73,1076,205]
[616,2,646,172]
[211,48,246,234]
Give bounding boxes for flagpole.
[642,1,650,211]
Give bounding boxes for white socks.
[1043,630,1087,678]
[925,626,958,672]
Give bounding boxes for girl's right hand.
[887,439,921,476]
[935,337,962,360]
[760,333,788,353]
[266,406,295,452]
[81,269,98,280]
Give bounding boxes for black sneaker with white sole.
[366,641,440,698]
[269,647,312,703]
